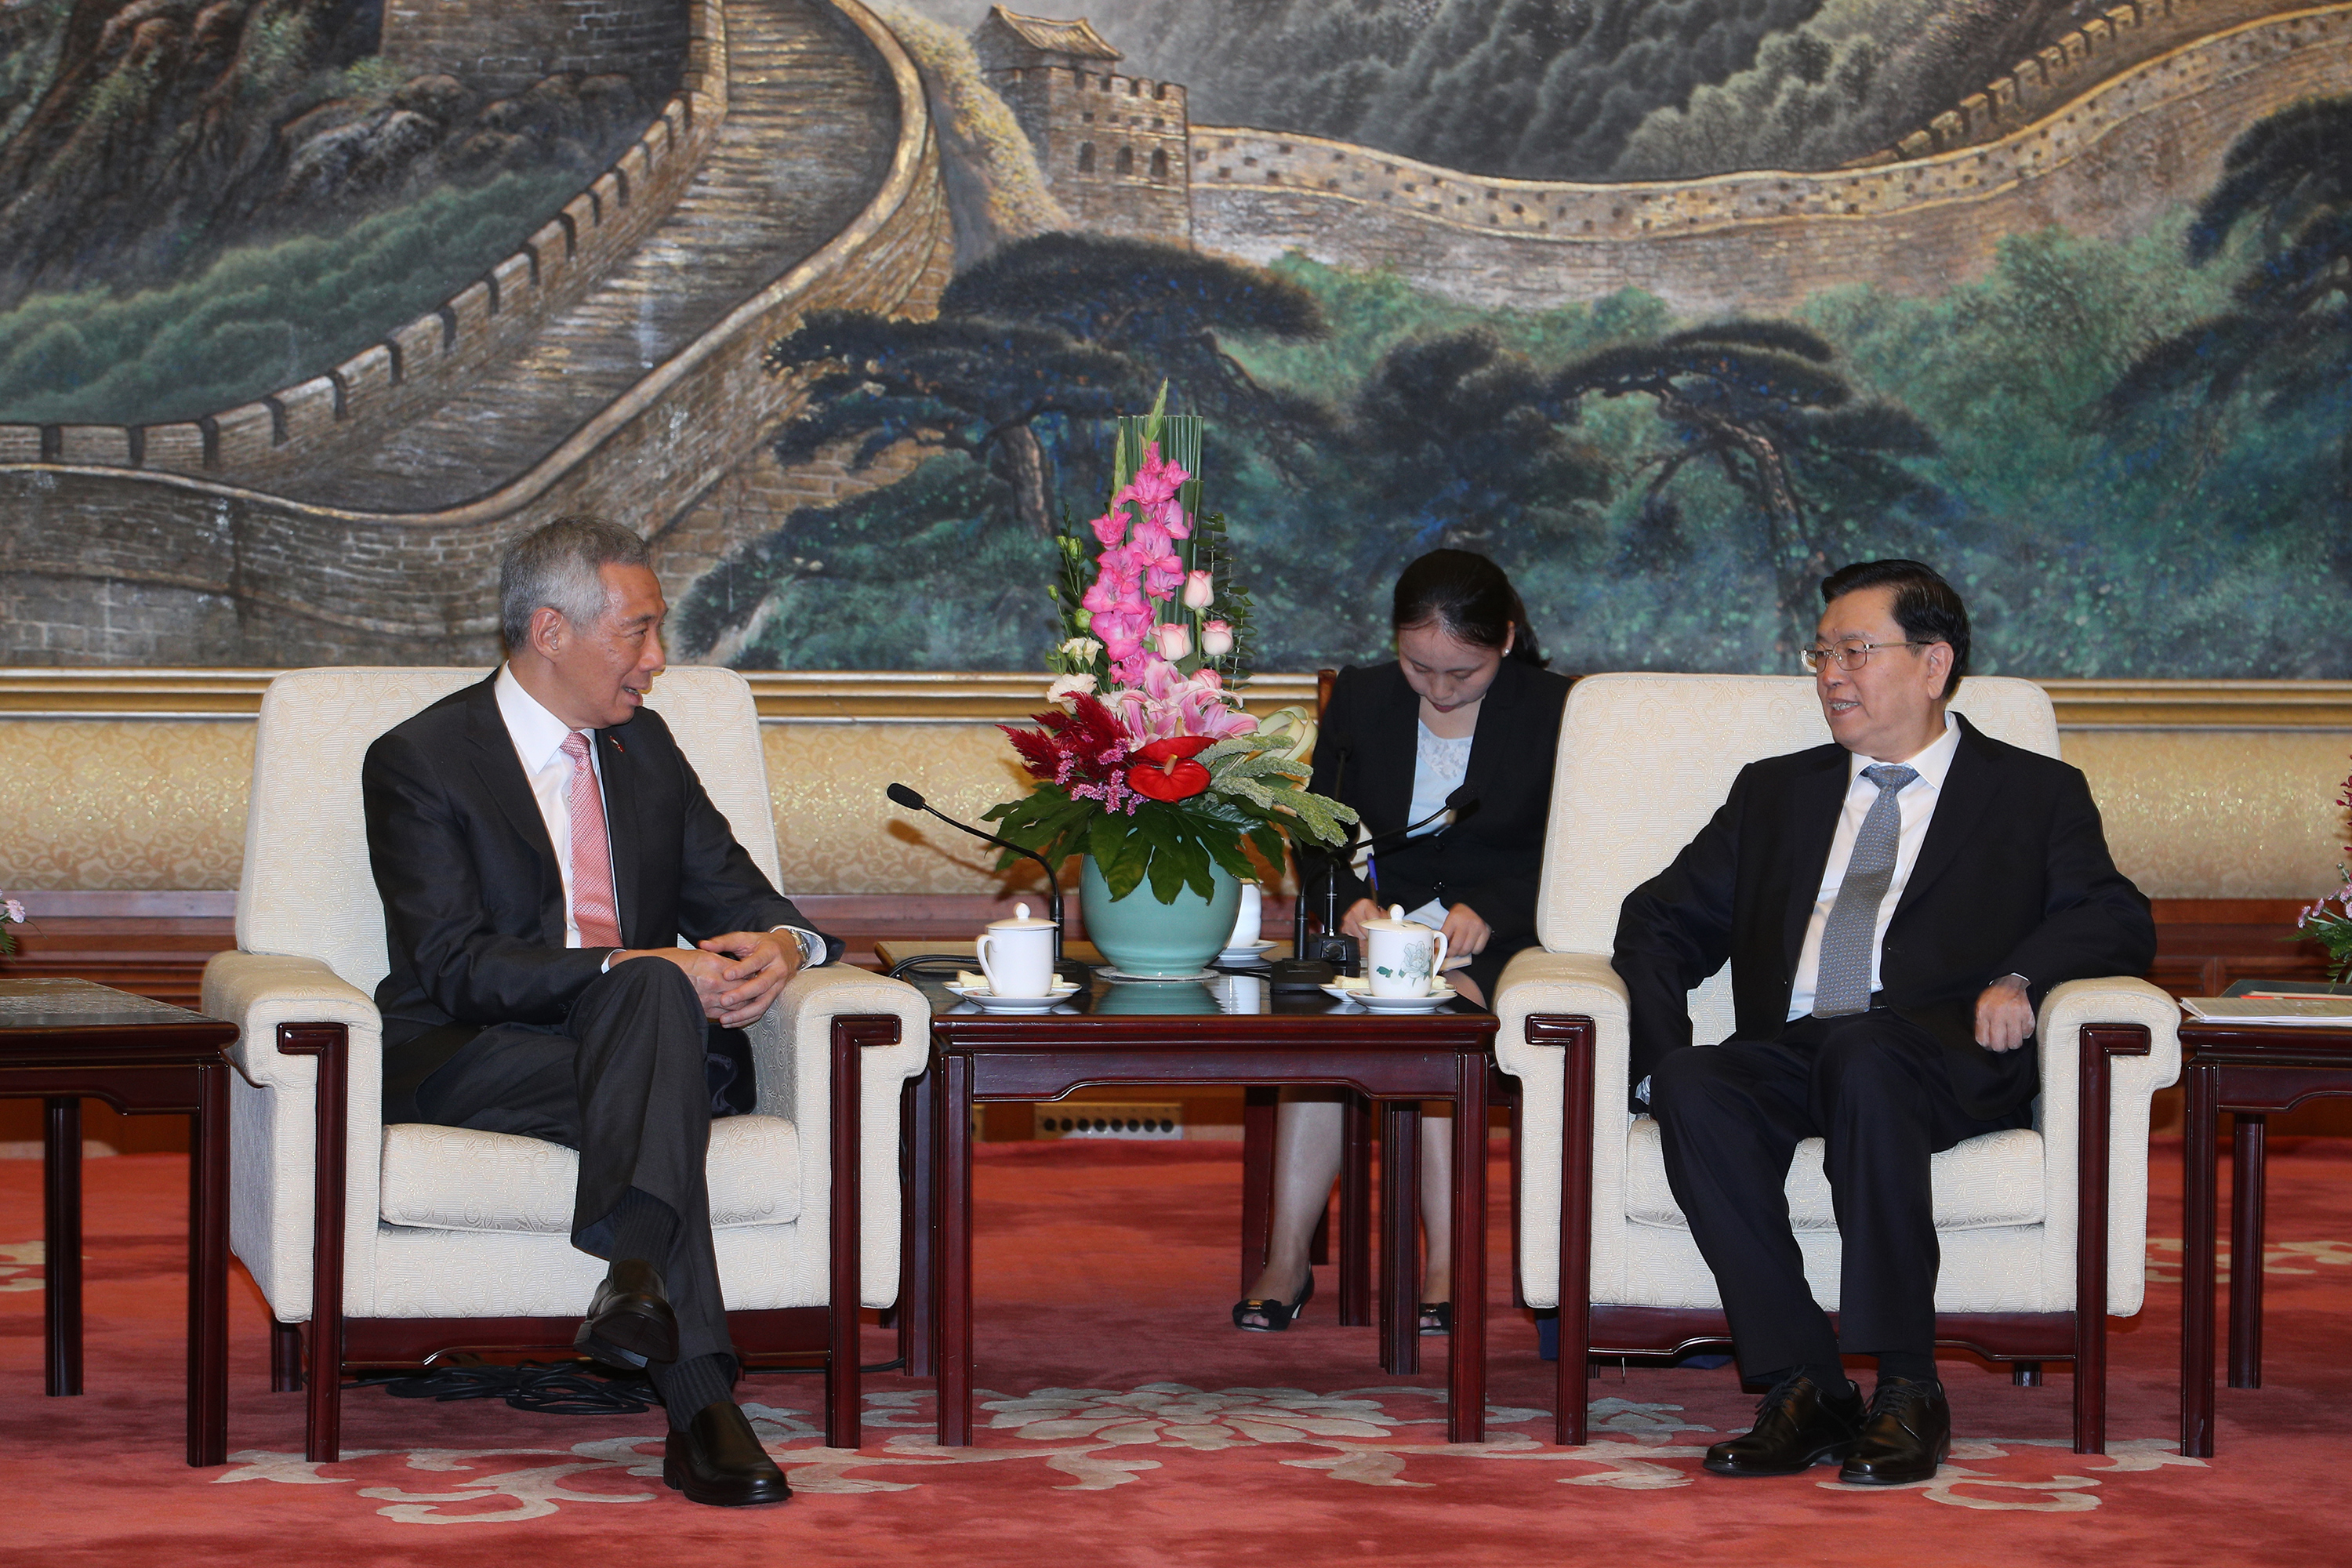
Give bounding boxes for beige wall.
[1,717,2343,901]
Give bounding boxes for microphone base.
[1267,958,1338,993]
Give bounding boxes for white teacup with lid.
[976,902,1059,998]
[1362,904,1448,997]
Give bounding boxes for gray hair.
[499,516,652,650]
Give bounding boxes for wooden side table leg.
[1240,1087,1277,1294]
[936,1051,975,1446]
[43,1097,82,1399]
[1447,1055,1488,1444]
[2181,1062,2220,1457]
[2228,1112,2267,1391]
[1379,1100,1421,1377]
[901,1065,938,1379]
[1339,1091,1372,1327]
[189,1062,230,1465]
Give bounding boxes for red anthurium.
[1129,757,1210,800]
[1135,735,1214,764]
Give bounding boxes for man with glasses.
[1614,559,2153,1485]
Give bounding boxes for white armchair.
[202,666,929,1461]
[1494,673,2178,1452]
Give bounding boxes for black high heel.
[1232,1269,1315,1332]
[1417,1301,1452,1336]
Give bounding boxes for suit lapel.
[1778,747,1851,978]
[598,724,642,946]
[1892,714,1999,924]
[1361,667,1419,837]
[462,679,566,944]
[1457,658,1521,818]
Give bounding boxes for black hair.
[1818,557,1970,699]
[1392,549,1545,666]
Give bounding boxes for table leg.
[900,1066,938,1379]
[188,1063,230,1465]
[1379,1100,1420,1377]
[1447,1056,1488,1444]
[2181,1062,2219,1457]
[2228,1112,2268,1391]
[1240,1087,1276,1294]
[1339,1091,1371,1327]
[43,1097,82,1399]
[936,1051,975,1446]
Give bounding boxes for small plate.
[1215,939,1277,964]
[944,982,1080,1013]
[1319,982,1457,1013]
[1098,967,1220,983]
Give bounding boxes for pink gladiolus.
[1183,570,1214,610]
[1154,622,1192,660]
[1124,443,1189,507]
[1200,619,1234,657]
[1088,508,1127,548]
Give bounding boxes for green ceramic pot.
[1078,854,1240,977]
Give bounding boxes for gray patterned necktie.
[1810,764,1919,1018]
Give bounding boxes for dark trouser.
[1650,1009,2029,1383]
[412,956,736,1367]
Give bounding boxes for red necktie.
[560,731,624,949]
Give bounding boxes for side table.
[0,977,238,1465]
[892,964,1500,1446]
[2178,1018,2352,1457]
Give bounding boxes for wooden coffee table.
[883,951,1499,1446]
[0,977,238,1465]
[2179,1017,2352,1456]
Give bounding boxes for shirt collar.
[1845,708,1960,792]
[494,663,588,771]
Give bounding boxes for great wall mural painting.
[0,0,2347,677]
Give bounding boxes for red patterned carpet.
[2,1136,2347,1563]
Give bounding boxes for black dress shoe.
[665,1399,793,1506]
[1838,1377,1951,1486]
[575,1258,679,1368]
[1703,1373,1865,1476]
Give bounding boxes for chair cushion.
[1623,1118,2045,1232]
[379,1115,801,1233]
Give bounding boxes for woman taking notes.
[1234,550,1570,1334]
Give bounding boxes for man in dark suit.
[1615,559,2154,1485]
[364,517,830,1507]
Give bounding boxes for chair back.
[237,665,779,993]
[1535,673,2060,1042]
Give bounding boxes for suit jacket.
[1306,657,1572,954]
[363,673,833,1120]
[1612,713,2155,1119]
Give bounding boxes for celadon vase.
[1079,855,1239,977]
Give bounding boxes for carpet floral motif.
[209,1388,2205,1523]
[2144,1236,2352,1286]
[0,1240,40,1293]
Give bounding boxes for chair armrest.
[1493,949,1633,1310]
[2032,974,2183,1317]
[200,950,385,1324]
[752,965,931,1308]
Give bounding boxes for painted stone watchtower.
[970,6,1192,246]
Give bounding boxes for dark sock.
[651,1352,737,1429]
[1876,1352,1936,1385]
[604,1187,681,1273]
[1761,1363,1857,1401]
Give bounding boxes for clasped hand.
[619,931,801,1027]
[1973,973,2036,1053]
[1340,897,1491,956]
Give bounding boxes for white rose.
[1046,673,1098,705]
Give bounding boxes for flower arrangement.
[0,891,24,957]
[985,393,1356,903]
[2294,761,2352,983]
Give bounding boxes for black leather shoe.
[1702,1373,1865,1476]
[1837,1377,1951,1486]
[574,1258,679,1368]
[664,1399,793,1506]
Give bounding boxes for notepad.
[2182,996,2352,1025]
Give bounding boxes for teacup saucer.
[944,981,1080,1013]
[1319,981,1457,1013]
[1215,939,1277,965]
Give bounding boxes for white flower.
[983,1384,1399,1450]
[1152,622,1192,660]
[1046,673,1098,705]
[2,898,22,924]
[1199,619,1234,659]
[1058,636,1103,662]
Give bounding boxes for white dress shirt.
[492,665,822,967]
[1784,710,1962,1020]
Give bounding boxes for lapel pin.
[608,734,625,753]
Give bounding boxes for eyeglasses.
[1799,640,1933,673]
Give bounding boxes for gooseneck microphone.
[886,783,1064,961]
